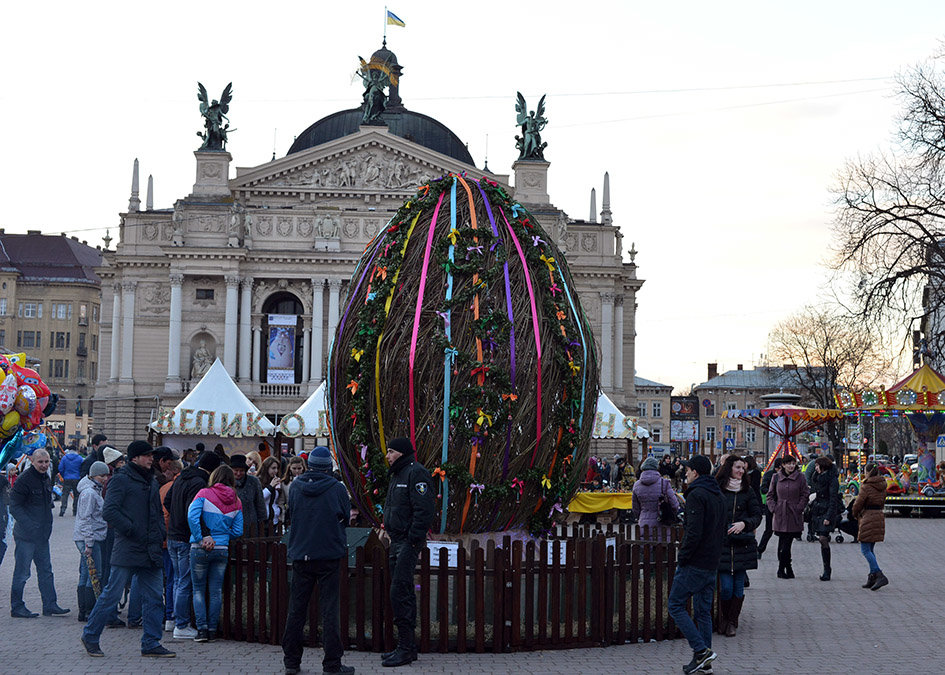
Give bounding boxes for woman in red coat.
[852,463,888,590]
[765,455,809,579]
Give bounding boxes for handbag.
[658,479,679,526]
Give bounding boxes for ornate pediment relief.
[258,147,440,191]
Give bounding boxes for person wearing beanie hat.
[632,455,680,542]
[73,462,110,621]
[668,455,726,674]
[103,447,123,468]
[82,439,175,658]
[380,437,435,667]
[281,445,352,675]
[161,450,220,639]
[231,454,266,530]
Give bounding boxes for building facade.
[95,44,643,446]
[0,231,102,447]
[692,362,821,457]
[633,376,673,454]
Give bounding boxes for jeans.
[74,540,104,589]
[168,540,192,628]
[860,542,881,574]
[389,539,421,632]
[668,564,715,653]
[718,570,746,600]
[127,575,141,623]
[190,547,228,631]
[60,479,79,514]
[10,537,58,611]
[282,558,343,670]
[163,549,175,621]
[83,564,164,651]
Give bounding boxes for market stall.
[149,358,275,455]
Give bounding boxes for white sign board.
[848,424,863,449]
[426,541,459,567]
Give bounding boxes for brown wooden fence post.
[456,544,467,654]
[437,546,449,653]
[419,546,431,653]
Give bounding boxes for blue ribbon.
[439,178,458,533]
[555,266,589,430]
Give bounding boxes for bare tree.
[768,305,893,457]
[832,56,945,363]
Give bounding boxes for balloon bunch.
[0,352,57,469]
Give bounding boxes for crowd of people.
[0,433,441,674]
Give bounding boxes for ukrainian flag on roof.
[386,10,405,27]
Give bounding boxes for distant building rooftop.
[0,232,102,284]
[635,375,672,389]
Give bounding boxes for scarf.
[726,477,742,492]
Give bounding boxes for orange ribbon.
[346,380,359,395]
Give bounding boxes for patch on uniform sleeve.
[416,482,428,495]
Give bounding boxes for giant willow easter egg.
[328,175,599,535]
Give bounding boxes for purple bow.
[435,310,451,329]
[466,245,483,259]
[532,235,545,247]
[548,500,563,517]
[360,445,368,461]
[490,239,503,252]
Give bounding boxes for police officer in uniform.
[380,437,435,668]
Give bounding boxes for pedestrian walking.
[631,456,680,541]
[766,455,809,579]
[158,457,182,631]
[281,446,354,675]
[188,464,243,642]
[0,463,10,568]
[73,461,110,621]
[756,457,781,557]
[231,454,266,531]
[81,440,176,658]
[715,455,761,637]
[810,456,841,581]
[852,463,889,591]
[58,445,83,516]
[380,437,435,668]
[667,454,725,674]
[163,450,221,640]
[9,448,69,618]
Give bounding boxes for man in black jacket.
[80,433,108,479]
[231,454,267,530]
[162,450,220,639]
[81,441,175,658]
[380,437,435,668]
[9,449,69,617]
[281,446,353,675]
[668,454,725,675]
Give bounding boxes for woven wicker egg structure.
[328,174,598,535]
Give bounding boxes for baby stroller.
[837,500,858,543]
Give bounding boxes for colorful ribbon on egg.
[437,178,458,533]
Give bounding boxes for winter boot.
[819,546,831,581]
[870,571,889,591]
[725,596,744,637]
[382,624,418,667]
[784,563,795,579]
[862,572,877,589]
[716,598,730,635]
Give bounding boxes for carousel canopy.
[722,404,842,438]
[149,359,275,436]
[593,391,646,439]
[834,364,945,412]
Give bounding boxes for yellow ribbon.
[351,348,364,362]
[476,408,493,427]
[568,361,581,376]
[541,475,552,490]
[539,254,556,272]
[447,228,459,246]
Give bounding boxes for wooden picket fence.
[219,522,690,652]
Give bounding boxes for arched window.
[261,292,303,384]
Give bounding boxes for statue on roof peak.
[515,92,548,160]
[197,82,233,151]
[358,55,397,125]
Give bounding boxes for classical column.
[120,280,137,382]
[109,283,121,382]
[302,326,311,383]
[600,292,614,390]
[614,295,624,390]
[251,326,261,383]
[238,277,253,382]
[327,278,341,357]
[166,273,183,384]
[223,275,240,376]
[310,279,325,384]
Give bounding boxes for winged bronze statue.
[514,92,548,160]
[197,82,233,151]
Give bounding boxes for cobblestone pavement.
[0,510,940,674]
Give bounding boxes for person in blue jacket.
[58,446,84,516]
[187,464,243,643]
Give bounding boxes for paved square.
[0,510,939,673]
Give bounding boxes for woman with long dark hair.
[715,455,762,636]
[766,455,809,579]
[809,456,840,580]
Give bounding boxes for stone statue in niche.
[190,339,214,380]
[228,202,245,247]
[172,210,185,247]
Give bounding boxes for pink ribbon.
[408,192,445,448]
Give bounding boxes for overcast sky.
[2,1,943,395]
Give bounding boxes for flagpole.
[383,6,387,45]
